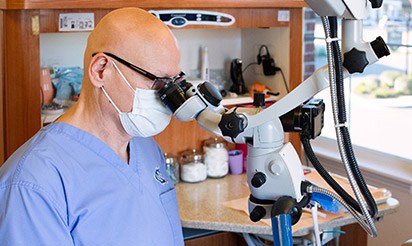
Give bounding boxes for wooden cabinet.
[0,9,4,162]
[2,0,306,9]
[0,1,305,162]
[185,232,247,246]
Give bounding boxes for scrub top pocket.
[159,188,184,245]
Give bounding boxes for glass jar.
[163,153,179,185]
[203,138,229,178]
[179,149,207,183]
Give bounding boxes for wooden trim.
[3,0,307,10]
[39,8,290,33]
[0,10,4,163]
[288,8,303,156]
[4,10,41,158]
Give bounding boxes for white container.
[179,149,207,183]
[203,138,229,178]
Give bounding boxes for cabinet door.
[3,10,41,159]
[185,232,247,246]
[0,10,4,163]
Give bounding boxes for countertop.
[175,173,399,237]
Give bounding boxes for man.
[0,7,184,245]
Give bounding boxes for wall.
[39,28,289,95]
[40,32,90,68]
[303,8,316,80]
[172,28,241,83]
[39,29,242,83]
[241,27,290,96]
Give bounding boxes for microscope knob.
[369,0,383,8]
[249,206,266,222]
[371,36,390,59]
[218,110,247,139]
[251,172,266,188]
[343,48,369,74]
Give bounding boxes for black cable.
[277,68,290,93]
[328,16,378,218]
[328,17,346,122]
[341,127,378,218]
[259,45,270,59]
[301,136,362,214]
[242,62,259,73]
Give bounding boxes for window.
[304,1,412,162]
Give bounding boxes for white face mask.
[101,61,172,137]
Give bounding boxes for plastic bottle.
[40,67,54,105]
[200,46,210,82]
[163,153,179,185]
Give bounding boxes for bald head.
[57,8,181,148]
[85,7,180,78]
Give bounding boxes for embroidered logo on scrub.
[154,167,167,185]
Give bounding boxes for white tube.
[200,46,210,82]
[311,202,322,246]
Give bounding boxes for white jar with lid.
[203,138,229,178]
[179,149,207,183]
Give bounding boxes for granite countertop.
[175,173,399,237]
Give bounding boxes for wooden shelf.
[39,8,292,33]
[2,0,307,10]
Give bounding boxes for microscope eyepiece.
[158,82,187,113]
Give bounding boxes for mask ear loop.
[101,86,122,114]
[111,61,135,91]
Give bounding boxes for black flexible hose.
[328,17,346,122]
[328,16,378,218]
[301,136,362,213]
[341,127,378,217]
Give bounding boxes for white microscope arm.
[163,0,388,224]
[199,0,388,145]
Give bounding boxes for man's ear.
[89,54,110,88]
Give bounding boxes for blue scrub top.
[0,123,183,245]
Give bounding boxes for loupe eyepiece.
[158,82,187,113]
[177,79,193,94]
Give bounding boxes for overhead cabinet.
[0,0,305,160]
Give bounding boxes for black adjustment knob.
[369,0,383,8]
[343,48,369,74]
[218,111,247,139]
[251,172,266,188]
[371,36,390,59]
[249,206,266,222]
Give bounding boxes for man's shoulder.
[0,131,71,212]
[0,127,72,189]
